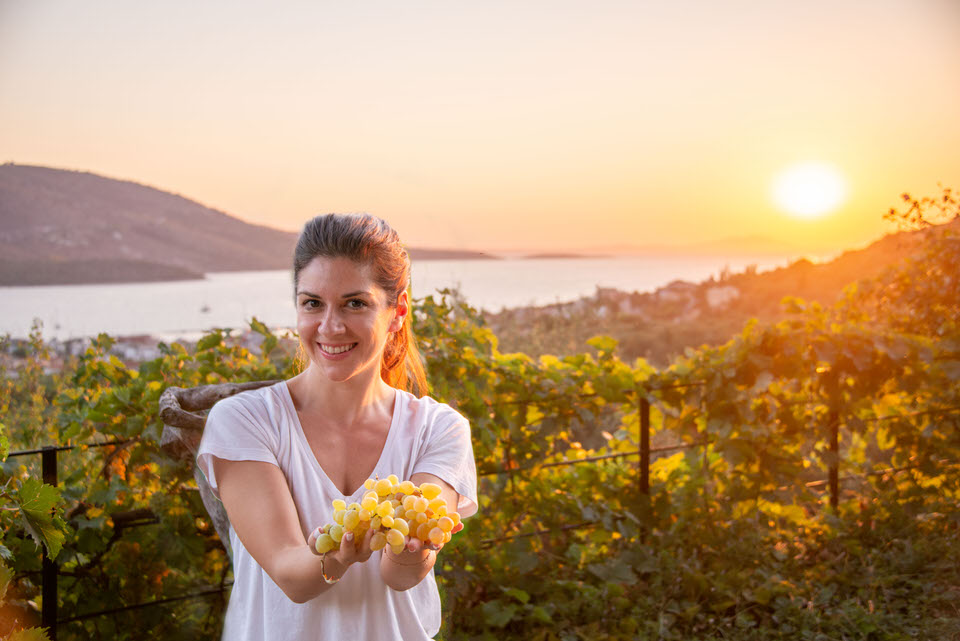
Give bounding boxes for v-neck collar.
[279,380,403,499]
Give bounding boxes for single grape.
[449,512,461,527]
[398,480,416,495]
[381,514,395,528]
[329,524,345,543]
[394,505,406,518]
[419,483,442,500]
[370,531,387,551]
[371,516,382,530]
[386,528,405,548]
[438,516,454,532]
[364,478,375,490]
[390,543,404,555]
[393,518,409,536]
[428,497,446,512]
[415,512,428,525]
[347,502,361,511]
[332,499,346,511]
[402,495,417,511]
[428,527,444,546]
[374,478,393,496]
[443,530,452,543]
[376,501,394,518]
[315,533,336,554]
[414,497,429,513]
[361,496,378,512]
[416,522,432,541]
[387,474,400,485]
[358,509,372,521]
[405,509,418,521]
[343,510,360,530]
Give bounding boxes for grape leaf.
[17,478,65,559]
[6,628,52,641]
[482,601,518,628]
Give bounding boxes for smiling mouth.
[319,343,357,355]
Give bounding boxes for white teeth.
[321,343,356,355]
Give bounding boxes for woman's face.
[295,256,407,385]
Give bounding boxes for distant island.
[520,252,602,260]
[0,164,496,286]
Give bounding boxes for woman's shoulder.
[208,381,289,422]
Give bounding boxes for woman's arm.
[214,457,374,603]
[379,471,460,591]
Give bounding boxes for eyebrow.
[297,290,372,299]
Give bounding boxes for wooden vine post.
[158,380,279,562]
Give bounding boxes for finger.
[405,536,423,553]
[306,525,324,553]
[338,532,357,561]
[452,522,464,534]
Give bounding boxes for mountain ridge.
[0,164,493,285]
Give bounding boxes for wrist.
[321,553,348,584]
[385,548,434,566]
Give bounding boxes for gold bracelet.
[385,549,435,566]
[320,553,340,585]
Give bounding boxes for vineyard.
[1,192,959,640]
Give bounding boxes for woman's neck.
[288,364,395,425]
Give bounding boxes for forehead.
[296,256,383,296]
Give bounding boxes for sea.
[0,255,791,340]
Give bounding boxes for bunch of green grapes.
[313,474,464,556]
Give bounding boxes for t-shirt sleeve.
[196,393,281,500]
[412,411,479,519]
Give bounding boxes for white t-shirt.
[196,381,478,641]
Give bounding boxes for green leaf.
[482,601,519,628]
[6,628,53,641]
[501,586,530,604]
[587,335,618,354]
[0,563,13,603]
[196,331,224,351]
[529,605,553,624]
[17,478,65,559]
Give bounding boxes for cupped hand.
[307,526,377,571]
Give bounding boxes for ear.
[389,291,409,333]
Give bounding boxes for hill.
[0,164,492,285]
[486,218,960,366]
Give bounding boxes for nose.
[318,307,346,335]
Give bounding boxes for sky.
[2,0,959,255]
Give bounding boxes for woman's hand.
[307,524,377,580]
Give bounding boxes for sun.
[771,163,848,219]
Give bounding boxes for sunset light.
[772,163,848,219]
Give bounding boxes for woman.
[196,213,478,640]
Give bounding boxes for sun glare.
[772,163,848,219]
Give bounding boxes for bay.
[0,255,788,340]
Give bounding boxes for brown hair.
[293,213,428,396]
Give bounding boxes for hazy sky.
[2,0,959,254]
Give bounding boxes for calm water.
[0,256,788,340]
